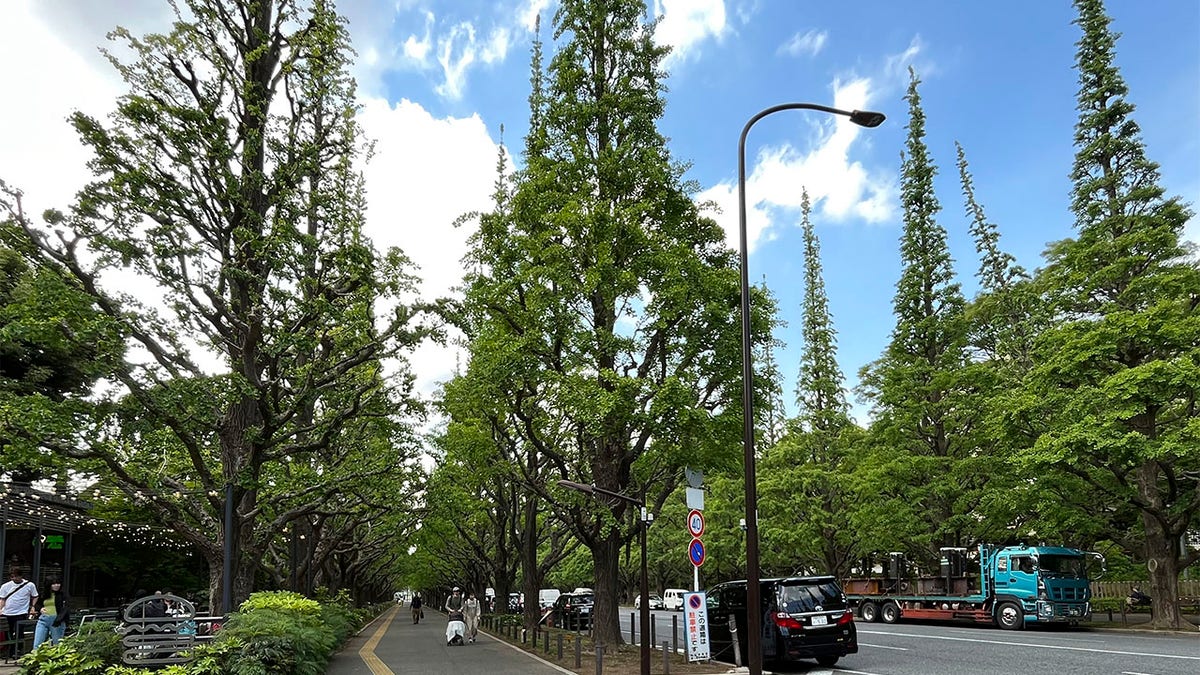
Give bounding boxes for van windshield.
[778,581,846,613]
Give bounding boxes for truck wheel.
[816,655,840,667]
[996,601,1024,630]
[859,601,879,622]
[880,601,901,624]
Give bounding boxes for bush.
[213,592,339,675]
[17,593,377,675]
[17,621,124,675]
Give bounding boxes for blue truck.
[844,544,1101,630]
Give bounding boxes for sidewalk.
[325,605,572,675]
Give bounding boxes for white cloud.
[778,29,827,58]
[0,2,127,217]
[884,35,928,80]
[402,11,435,64]
[357,97,502,395]
[653,0,728,69]
[434,22,516,100]
[519,0,553,32]
[700,77,895,254]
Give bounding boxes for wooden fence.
[1091,580,1200,599]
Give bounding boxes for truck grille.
[1049,586,1086,601]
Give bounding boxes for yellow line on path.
[358,605,398,674]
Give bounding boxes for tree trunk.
[521,489,543,632]
[1138,461,1185,629]
[590,529,625,647]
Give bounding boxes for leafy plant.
[16,640,108,675]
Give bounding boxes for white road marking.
[859,629,1200,660]
[1121,671,1161,675]
[860,642,910,650]
[833,668,887,675]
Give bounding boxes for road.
[616,608,1200,675]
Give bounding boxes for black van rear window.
[778,581,845,613]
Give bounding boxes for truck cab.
[986,545,1092,628]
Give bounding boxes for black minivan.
[705,576,857,668]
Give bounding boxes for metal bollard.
[595,643,604,675]
[663,641,671,674]
[630,612,636,643]
[575,635,582,668]
[651,617,656,647]
[672,614,678,654]
[557,632,564,660]
[533,627,539,649]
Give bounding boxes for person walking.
[31,577,70,650]
[0,567,38,660]
[463,591,481,643]
[410,595,423,624]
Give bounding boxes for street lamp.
[558,479,653,675]
[737,103,884,675]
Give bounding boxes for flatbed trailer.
[844,544,1098,630]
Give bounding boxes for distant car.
[662,588,688,611]
[550,592,595,630]
[507,592,523,613]
[634,594,665,610]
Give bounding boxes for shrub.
[214,592,338,675]
[16,640,108,675]
[17,621,124,675]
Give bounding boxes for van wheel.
[859,601,879,622]
[816,655,839,667]
[880,601,901,624]
[996,601,1024,630]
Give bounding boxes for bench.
[118,594,222,666]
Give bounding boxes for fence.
[1091,580,1200,599]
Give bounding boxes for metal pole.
[736,107,764,675]
[223,482,234,614]
[736,102,884,675]
[639,508,651,675]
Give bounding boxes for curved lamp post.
[737,103,884,675]
[558,479,653,675]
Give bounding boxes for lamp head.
[557,479,595,495]
[849,109,886,128]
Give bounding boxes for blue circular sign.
[688,538,706,567]
[688,594,703,609]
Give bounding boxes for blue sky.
[1,0,1197,423]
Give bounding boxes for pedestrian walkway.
[326,605,573,675]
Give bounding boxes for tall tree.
[1,0,431,611]
[454,0,762,646]
[857,69,975,563]
[1014,0,1199,629]
[760,189,862,577]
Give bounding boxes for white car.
[662,588,688,611]
[634,594,665,610]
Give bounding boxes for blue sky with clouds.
[1,0,1197,422]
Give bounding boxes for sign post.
[683,592,711,662]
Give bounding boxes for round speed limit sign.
[687,509,705,538]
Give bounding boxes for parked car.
[634,594,665,610]
[550,592,595,630]
[705,576,857,668]
[662,588,688,611]
[507,592,524,613]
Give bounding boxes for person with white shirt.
[1,567,38,659]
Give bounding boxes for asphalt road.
[616,608,1200,675]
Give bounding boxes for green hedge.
[16,591,383,675]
